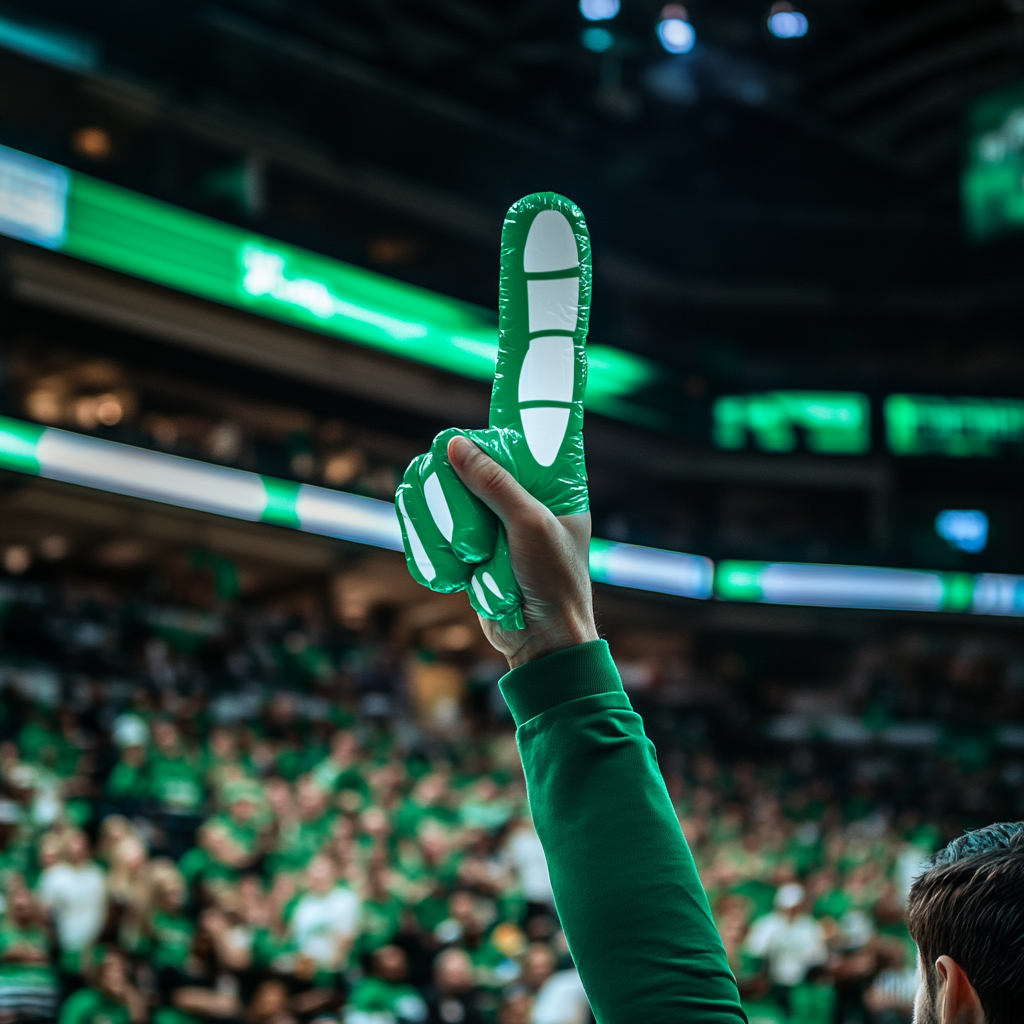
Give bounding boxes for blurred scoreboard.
[963,81,1024,240]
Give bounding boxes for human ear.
[935,955,984,1024]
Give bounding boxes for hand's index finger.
[491,193,592,516]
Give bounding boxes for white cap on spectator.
[113,713,149,748]
[775,883,805,910]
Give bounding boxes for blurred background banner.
[0,4,1023,1024]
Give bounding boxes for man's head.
[907,821,1024,1024]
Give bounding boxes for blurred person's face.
[97,954,129,1001]
[210,729,235,760]
[249,979,290,1021]
[157,881,185,912]
[416,775,445,805]
[297,778,327,819]
[449,890,475,925]
[238,875,262,902]
[153,721,178,754]
[305,857,334,895]
[331,730,356,762]
[374,945,408,982]
[38,836,60,869]
[123,744,145,767]
[435,949,475,994]
[230,798,257,825]
[268,695,296,728]
[66,831,89,863]
[362,807,389,838]
[498,994,532,1024]
[521,944,556,990]
[265,779,291,815]
[8,888,32,925]
[419,827,447,862]
[114,837,146,872]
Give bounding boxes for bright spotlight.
[580,0,620,20]
[935,509,989,554]
[657,5,695,54]
[581,26,614,52]
[768,3,807,37]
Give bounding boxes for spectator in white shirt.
[504,820,554,912]
[743,883,827,988]
[531,969,591,1024]
[39,829,107,956]
[287,855,361,971]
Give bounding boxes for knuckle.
[474,456,508,494]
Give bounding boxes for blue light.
[0,144,70,249]
[936,510,989,554]
[768,10,808,38]
[657,17,696,54]
[0,13,98,72]
[581,27,614,52]
[580,0,620,21]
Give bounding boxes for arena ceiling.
[6,0,1024,390]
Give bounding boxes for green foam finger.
[490,192,591,518]
[396,192,593,630]
[395,462,472,593]
[422,429,498,564]
[467,530,524,631]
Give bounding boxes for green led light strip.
[1,415,1022,615]
[0,416,404,550]
[0,143,658,424]
[715,560,1024,616]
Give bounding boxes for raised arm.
[446,437,745,1024]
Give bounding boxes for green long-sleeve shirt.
[500,640,746,1024]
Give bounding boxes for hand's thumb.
[448,435,542,528]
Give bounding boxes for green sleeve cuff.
[498,639,624,727]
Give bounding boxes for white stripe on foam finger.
[471,574,493,614]
[397,491,436,582]
[423,471,455,543]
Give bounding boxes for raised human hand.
[395,192,591,633]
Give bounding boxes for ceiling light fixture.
[580,0,619,21]
[657,5,696,54]
[768,2,808,38]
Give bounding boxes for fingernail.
[447,435,471,469]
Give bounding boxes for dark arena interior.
[0,3,1023,1024]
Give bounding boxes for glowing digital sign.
[885,394,1024,456]
[713,391,870,454]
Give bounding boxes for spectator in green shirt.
[58,947,147,1024]
[149,722,205,861]
[345,946,427,1024]
[0,886,59,1023]
[105,744,149,815]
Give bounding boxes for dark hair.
[906,822,1024,1024]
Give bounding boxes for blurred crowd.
[1,576,1021,1024]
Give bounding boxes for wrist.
[505,615,599,669]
